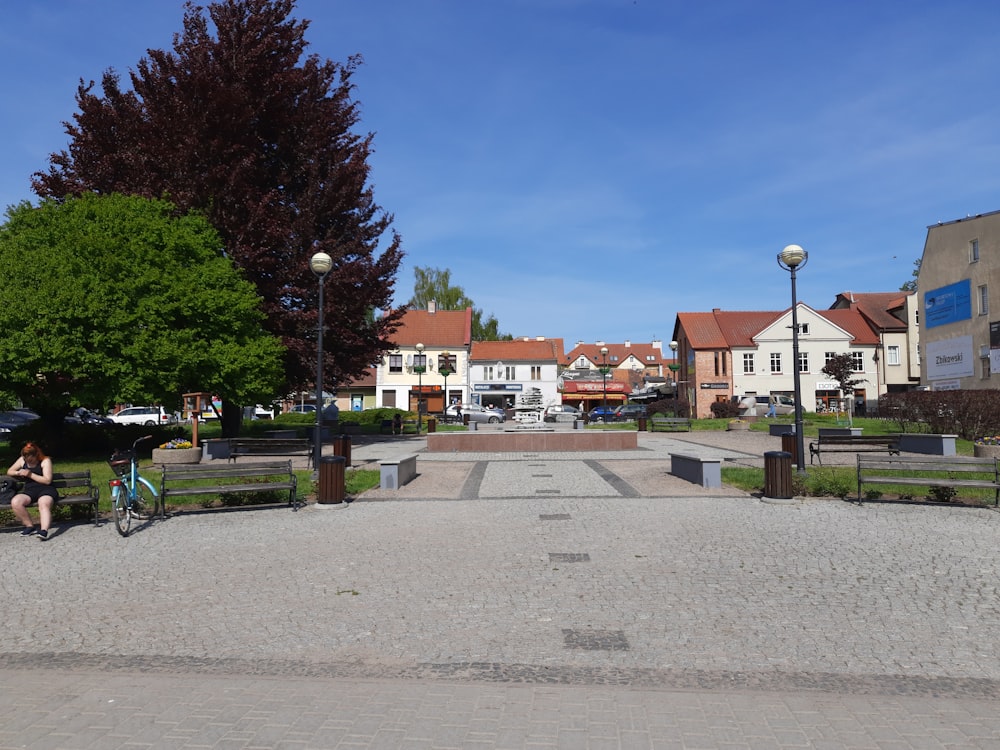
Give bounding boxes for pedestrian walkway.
[4,428,1000,748]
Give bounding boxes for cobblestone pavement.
[3,430,1000,748]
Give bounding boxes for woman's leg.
[10,494,34,528]
[37,495,54,532]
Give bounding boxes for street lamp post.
[309,251,333,473]
[778,244,809,472]
[668,340,681,417]
[414,343,426,434]
[599,346,610,421]
[439,351,453,417]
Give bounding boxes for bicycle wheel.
[130,481,157,520]
[111,484,132,537]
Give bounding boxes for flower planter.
[727,421,749,432]
[151,447,202,464]
[974,444,1000,459]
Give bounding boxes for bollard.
[763,451,793,499]
[317,455,346,504]
[781,431,799,467]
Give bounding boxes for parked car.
[446,403,505,424]
[613,404,647,421]
[288,404,316,414]
[0,409,40,434]
[587,406,617,422]
[109,406,177,426]
[65,407,114,425]
[543,404,581,423]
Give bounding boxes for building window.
[389,354,403,373]
[414,354,427,370]
[971,238,980,263]
[886,345,900,366]
[799,323,809,335]
[825,351,836,367]
[576,356,588,369]
[743,353,755,374]
[851,351,864,372]
[530,366,541,380]
[483,366,494,381]
[982,356,991,380]
[979,284,989,316]
[770,353,782,373]
[503,366,515,381]
[798,352,808,373]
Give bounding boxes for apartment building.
[918,210,1000,389]
[828,291,920,393]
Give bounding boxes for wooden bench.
[809,434,900,465]
[228,437,312,467]
[857,454,1000,505]
[1,471,101,525]
[650,416,692,432]
[379,455,418,490]
[161,460,300,512]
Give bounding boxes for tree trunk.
[220,400,243,438]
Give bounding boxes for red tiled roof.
[563,342,668,366]
[471,338,563,362]
[389,308,472,348]
[830,291,911,331]
[680,307,879,348]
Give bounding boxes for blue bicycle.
[108,435,160,537]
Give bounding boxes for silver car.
[543,404,581,423]
[446,404,505,424]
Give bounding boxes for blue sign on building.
[924,279,971,329]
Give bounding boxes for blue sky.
[3,1,1000,347]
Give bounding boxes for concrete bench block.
[380,455,418,490]
[670,453,722,489]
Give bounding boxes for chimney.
[624,340,631,348]
[428,300,436,313]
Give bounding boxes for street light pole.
[414,342,425,434]
[600,346,610,421]
[439,351,453,418]
[309,251,333,473]
[668,340,680,414]
[778,244,809,472]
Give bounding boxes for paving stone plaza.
[3,430,1000,748]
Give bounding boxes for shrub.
[648,397,690,418]
[879,390,1000,439]
[710,400,741,419]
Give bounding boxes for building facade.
[560,341,667,411]
[468,338,564,410]
[918,210,1000,390]
[374,304,473,414]
[673,307,881,418]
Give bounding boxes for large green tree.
[408,266,511,341]
[0,194,284,428]
[32,0,404,434]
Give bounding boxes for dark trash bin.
[781,432,799,466]
[637,416,647,432]
[317,455,345,504]
[331,434,351,467]
[764,451,793,499]
[427,417,437,433]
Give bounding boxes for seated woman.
[7,441,59,541]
